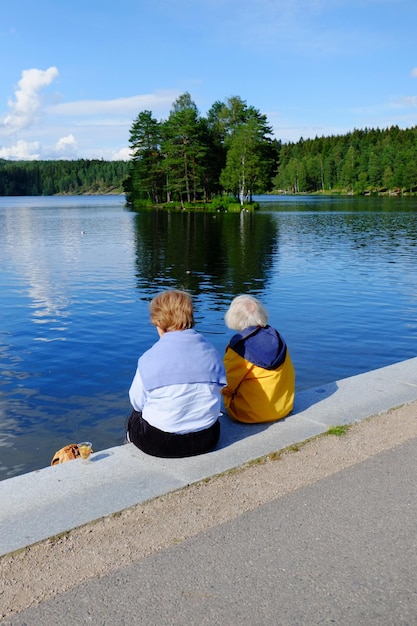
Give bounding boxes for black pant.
[126,410,220,458]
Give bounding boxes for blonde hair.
[225,295,268,331]
[150,290,195,332]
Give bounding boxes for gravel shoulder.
[1,401,417,620]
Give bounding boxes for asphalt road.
[3,437,417,626]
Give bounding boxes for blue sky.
[1,0,417,161]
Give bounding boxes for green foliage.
[273,126,417,194]
[210,195,235,211]
[220,117,275,203]
[125,93,276,207]
[0,159,129,196]
[124,110,164,205]
[161,93,210,205]
[326,425,351,437]
[225,202,243,213]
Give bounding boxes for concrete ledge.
[1,357,417,557]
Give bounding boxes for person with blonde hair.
[127,290,226,457]
[222,295,295,423]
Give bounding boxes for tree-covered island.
[124,93,276,212]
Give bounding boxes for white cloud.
[0,135,78,161]
[0,139,40,160]
[3,67,59,133]
[47,91,179,119]
[55,134,78,157]
[411,68,417,78]
[112,147,132,161]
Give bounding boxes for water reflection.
[257,193,417,213]
[132,210,279,298]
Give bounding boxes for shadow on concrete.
[293,381,339,413]
[215,382,338,450]
[216,413,272,449]
[90,451,115,463]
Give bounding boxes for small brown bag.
[51,443,80,465]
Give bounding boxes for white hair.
[224,295,269,331]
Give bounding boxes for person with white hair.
[222,295,295,423]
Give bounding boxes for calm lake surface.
[1,194,417,480]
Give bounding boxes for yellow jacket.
[222,326,295,424]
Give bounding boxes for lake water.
[1,194,417,480]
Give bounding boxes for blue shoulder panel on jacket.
[229,325,287,370]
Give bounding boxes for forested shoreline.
[0,159,129,196]
[2,93,417,201]
[275,125,417,195]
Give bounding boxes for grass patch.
[268,451,282,461]
[326,424,351,437]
